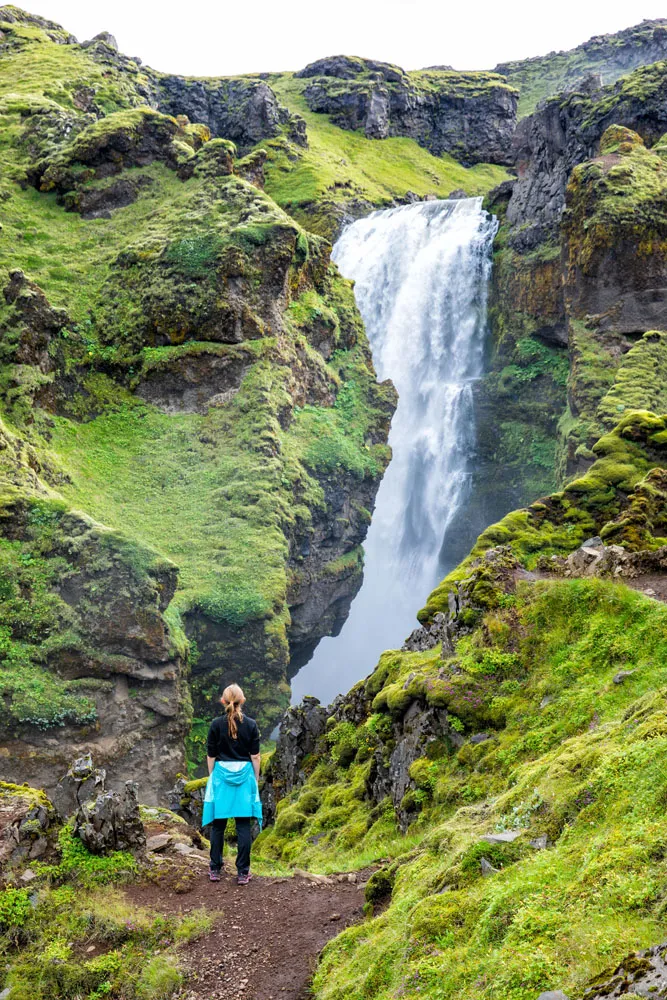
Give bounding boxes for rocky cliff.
[496,18,667,117]
[295,56,518,166]
[0,5,403,791]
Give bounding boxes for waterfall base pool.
[290,198,498,707]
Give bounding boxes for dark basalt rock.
[506,65,667,239]
[135,348,252,414]
[260,696,328,824]
[53,753,105,821]
[155,76,307,154]
[55,754,146,854]
[2,269,68,372]
[298,56,517,166]
[582,942,667,1000]
[0,783,57,865]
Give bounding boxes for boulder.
[76,781,146,854]
[582,942,667,999]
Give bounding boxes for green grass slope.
[257,575,667,1000]
[262,74,509,238]
[496,19,667,118]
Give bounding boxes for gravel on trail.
[124,861,366,1000]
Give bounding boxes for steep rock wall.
[296,57,518,166]
[0,418,188,803]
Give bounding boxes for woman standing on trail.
[203,683,263,885]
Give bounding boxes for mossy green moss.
[423,410,667,621]
[256,577,667,1000]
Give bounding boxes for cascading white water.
[291,197,498,706]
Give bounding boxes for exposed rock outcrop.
[54,753,146,854]
[297,56,518,166]
[582,942,667,999]
[154,76,307,154]
[506,64,667,245]
[1,269,68,372]
[496,18,667,117]
[0,420,188,802]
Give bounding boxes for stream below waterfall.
[291,197,498,707]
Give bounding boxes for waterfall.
[291,197,498,706]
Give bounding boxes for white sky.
[27,0,667,77]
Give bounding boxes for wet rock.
[470,732,490,744]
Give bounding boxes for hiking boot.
[237,872,253,886]
[209,868,221,882]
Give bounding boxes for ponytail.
[221,683,245,740]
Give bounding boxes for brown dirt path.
[125,863,365,1000]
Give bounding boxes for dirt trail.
[125,863,365,1000]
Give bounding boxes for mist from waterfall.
[291,198,498,707]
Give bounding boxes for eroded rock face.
[135,348,252,414]
[2,269,68,372]
[155,76,307,154]
[298,57,517,166]
[506,66,667,245]
[0,441,188,803]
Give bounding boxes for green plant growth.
[256,577,667,1000]
[261,73,510,238]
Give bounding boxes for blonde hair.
[221,683,245,739]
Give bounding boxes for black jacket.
[207,714,260,762]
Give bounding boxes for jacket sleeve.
[249,722,260,756]
[206,720,218,759]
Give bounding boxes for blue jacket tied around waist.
[202,760,263,828]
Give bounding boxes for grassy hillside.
[263,73,509,237]
[497,19,667,117]
[256,571,667,1000]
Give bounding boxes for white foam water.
[291,198,497,706]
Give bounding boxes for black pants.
[209,818,251,875]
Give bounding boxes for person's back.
[207,712,260,763]
[203,683,262,884]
